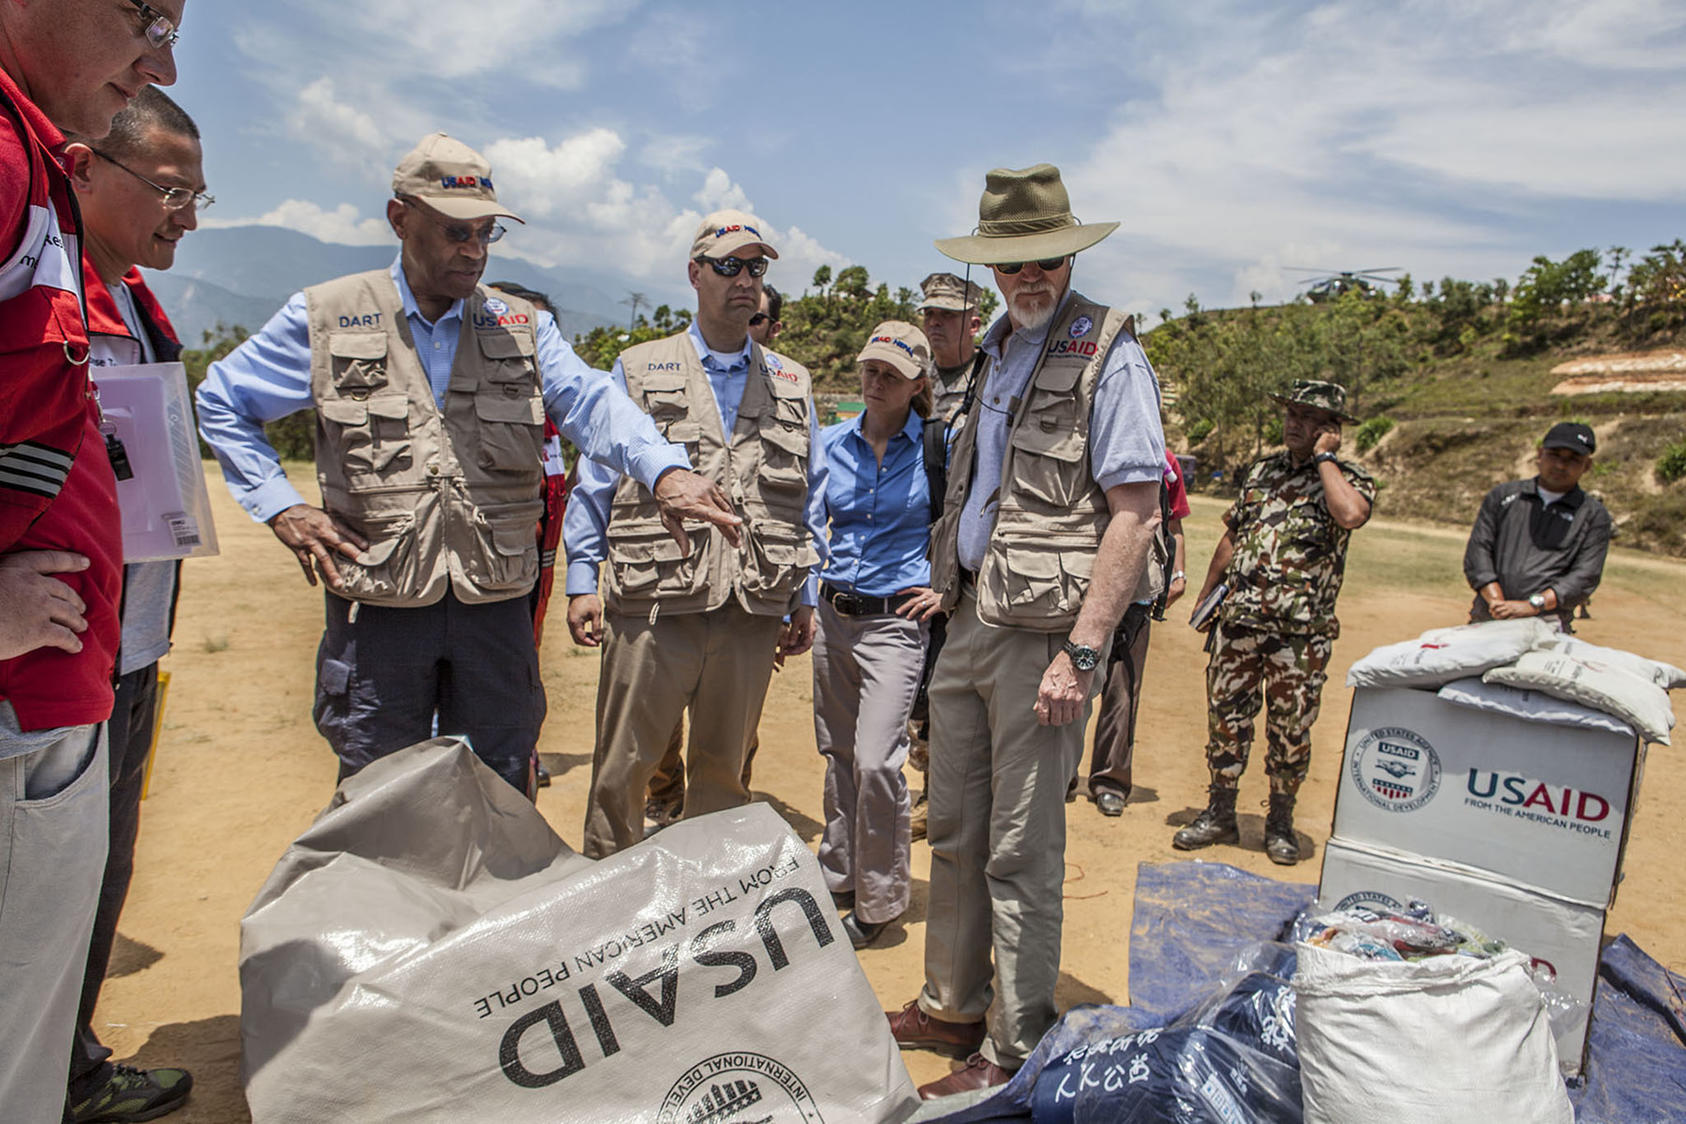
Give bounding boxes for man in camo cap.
[1175,378,1374,864]
[917,272,986,422]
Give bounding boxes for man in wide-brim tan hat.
[886,163,1169,1098]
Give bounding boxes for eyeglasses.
[994,257,1069,275]
[403,200,506,245]
[94,150,213,211]
[696,256,769,278]
[122,0,180,48]
[748,312,774,327]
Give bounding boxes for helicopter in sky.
[1286,267,1404,302]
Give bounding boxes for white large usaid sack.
[240,739,920,1123]
[1294,942,1572,1124]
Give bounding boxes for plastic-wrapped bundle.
[1027,958,1302,1123]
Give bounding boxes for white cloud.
[1058,0,1686,309]
[693,168,751,213]
[203,200,392,246]
[483,130,629,217]
[289,78,383,154]
[467,131,851,293]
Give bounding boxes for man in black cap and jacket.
[1464,421,1612,632]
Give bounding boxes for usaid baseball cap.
[856,320,932,380]
[392,133,524,223]
[690,209,778,261]
[917,272,984,314]
[1542,421,1596,455]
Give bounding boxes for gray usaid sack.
[240,739,920,1123]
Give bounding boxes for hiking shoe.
[843,911,896,950]
[917,1053,1013,1100]
[1264,793,1302,865]
[886,1000,986,1059]
[1172,786,1240,850]
[910,792,928,842]
[68,1064,193,1123]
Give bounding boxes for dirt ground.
[94,477,1686,1119]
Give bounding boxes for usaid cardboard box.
[1318,836,1602,1077]
[1334,686,1643,908]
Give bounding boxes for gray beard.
[1010,293,1057,333]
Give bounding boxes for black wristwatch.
[1062,640,1102,672]
[1312,452,1338,467]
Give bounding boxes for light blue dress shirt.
[194,256,687,523]
[818,411,932,597]
[564,321,826,606]
[956,291,1166,572]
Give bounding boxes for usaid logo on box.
[1350,726,1442,812]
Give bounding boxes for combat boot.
[1264,793,1301,865]
[1172,786,1239,850]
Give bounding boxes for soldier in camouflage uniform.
[1174,379,1375,864]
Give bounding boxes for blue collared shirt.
[956,291,1166,572]
[818,411,931,596]
[565,322,826,606]
[195,256,688,522]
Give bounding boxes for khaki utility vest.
[930,294,1161,632]
[605,331,818,618]
[306,271,545,607]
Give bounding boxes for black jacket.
[1463,477,1612,629]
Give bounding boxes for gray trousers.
[811,599,924,925]
[918,591,1103,1069]
[582,603,782,858]
[0,707,107,1123]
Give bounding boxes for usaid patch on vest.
[240,743,920,1122]
[1068,315,1093,339]
[766,354,800,384]
[475,296,532,329]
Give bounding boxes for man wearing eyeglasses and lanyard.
[0,1,183,1119]
[196,134,739,796]
[565,209,827,858]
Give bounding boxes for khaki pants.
[918,590,1102,1068]
[581,603,782,858]
[811,600,924,925]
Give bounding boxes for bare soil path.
[97,482,1686,1118]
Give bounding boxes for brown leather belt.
[821,582,917,617]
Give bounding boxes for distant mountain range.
[145,225,641,347]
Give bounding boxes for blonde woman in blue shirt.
[813,321,945,949]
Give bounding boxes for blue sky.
[173,0,1686,322]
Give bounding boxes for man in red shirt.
[0,2,182,1119]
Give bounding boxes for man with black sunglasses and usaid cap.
[1464,421,1611,632]
[886,164,1166,1098]
[0,1,182,1118]
[196,134,737,796]
[565,209,826,858]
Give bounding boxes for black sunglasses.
[697,255,769,278]
[749,312,774,326]
[994,257,1069,275]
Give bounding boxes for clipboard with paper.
[94,361,220,562]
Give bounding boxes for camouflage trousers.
[1204,624,1334,796]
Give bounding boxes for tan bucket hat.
[392,133,523,223]
[690,208,779,260]
[917,272,985,313]
[856,320,932,380]
[935,163,1117,266]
